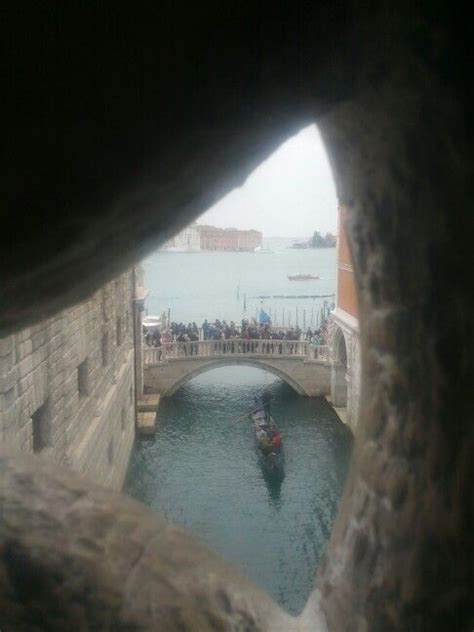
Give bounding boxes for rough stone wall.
[316,73,473,631]
[0,271,136,490]
[348,333,361,430]
[0,455,297,632]
[1,4,472,631]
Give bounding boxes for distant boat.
[254,245,274,253]
[287,274,319,281]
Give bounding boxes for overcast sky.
[198,125,338,239]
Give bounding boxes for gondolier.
[251,396,284,475]
[261,389,272,422]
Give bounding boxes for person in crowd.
[144,329,153,346]
[151,314,330,355]
[152,329,161,347]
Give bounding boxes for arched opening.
[164,359,308,396]
[331,327,348,407]
[335,329,347,366]
[133,125,351,614]
[1,7,471,631]
[142,124,338,332]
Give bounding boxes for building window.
[129,385,133,404]
[78,359,89,397]
[32,400,51,452]
[116,316,123,346]
[107,438,114,465]
[102,332,109,367]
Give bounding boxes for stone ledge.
[137,412,157,435]
[137,394,161,413]
[0,455,298,631]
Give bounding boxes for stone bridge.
[144,339,331,397]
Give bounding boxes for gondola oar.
[231,406,263,424]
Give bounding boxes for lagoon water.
[141,238,337,327]
[125,241,352,615]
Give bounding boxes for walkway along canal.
[125,366,352,616]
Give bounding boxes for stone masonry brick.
[0,269,136,491]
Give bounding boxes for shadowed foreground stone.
[0,455,301,631]
[1,4,473,630]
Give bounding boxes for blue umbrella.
[259,309,271,324]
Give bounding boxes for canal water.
[124,242,352,615]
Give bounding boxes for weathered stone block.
[137,394,161,412]
[18,339,33,361]
[31,329,47,351]
[50,372,66,393]
[16,328,32,344]
[0,366,15,391]
[0,387,15,413]
[0,337,13,356]
[16,354,34,379]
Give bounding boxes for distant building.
[159,223,262,252]
[160,223,201,251]
[330,205,361,431]
[198,225,262,251]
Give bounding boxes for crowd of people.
[202,318,304,342]
[144,316,329,349]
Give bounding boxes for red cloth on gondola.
[271,433,282,448]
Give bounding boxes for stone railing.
[143,339,329,364]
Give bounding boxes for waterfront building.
[198,225,262,251]
[160,222,202,251]
[160,223,262,252]
[330,205,361,431]
[0,268,147,490]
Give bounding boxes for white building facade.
[160,223,201,251]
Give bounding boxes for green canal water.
[124,243,352,615]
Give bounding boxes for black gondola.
[251,406,284,474]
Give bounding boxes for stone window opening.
[77,359,89,397]
[107,438,114,465]
[101,332,109,367]
[331,328,348,407]
[1,9,471,631]
[116,316,123,347]
[31,399,51,453]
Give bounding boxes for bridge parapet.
[144,339,330,365]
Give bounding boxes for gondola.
[251,406,284,474]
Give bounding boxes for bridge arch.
[331,325,348,407]
[162,359,308,397]
[143,340,332,397]
[333,326,348,367]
